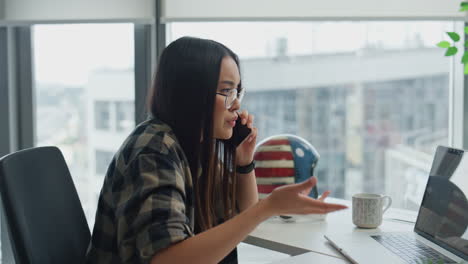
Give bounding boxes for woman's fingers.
[248,127,258,143]
[239,110,249,125]
[288,177,317,193]
[246,114,254,128]
[305,206,345,214]
[269,177,347,216]
[300,196,348,214]
[318,190,331,201]
[312,200,348,212]
[238,110,255,128]
[300,187,313,196]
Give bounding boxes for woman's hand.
[235,110,258,166]
[262,177,347,216]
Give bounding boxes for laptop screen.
[415,146,468,259]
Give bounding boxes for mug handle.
[382,195,392,214]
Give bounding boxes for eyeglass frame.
[216,88,245,109]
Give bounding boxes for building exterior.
[241,48,449,201]
[84,69,135,225]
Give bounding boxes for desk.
[266,252,352,264]
[246,198,418,263]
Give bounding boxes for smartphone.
[230,118,252,147]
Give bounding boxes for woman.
[86,36,347,264]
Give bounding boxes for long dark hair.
[147,36,240,232]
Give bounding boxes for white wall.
[162,0,464,22]
[4,0,154,21]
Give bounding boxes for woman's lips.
[227,115,238,127]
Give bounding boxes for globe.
[254,134,320,199]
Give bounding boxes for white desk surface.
[266,252,350,264]
[250,198,418,263]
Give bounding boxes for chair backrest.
[0,146,90,264]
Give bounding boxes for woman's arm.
[236,169,259,211]
[150,177,347,264]
[151,197,270,264]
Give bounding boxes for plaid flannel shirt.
[85,118,237,264]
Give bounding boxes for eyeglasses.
[216,88,245,109]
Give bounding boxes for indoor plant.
[437,1,468,73]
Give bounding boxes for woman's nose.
[229,98,241,111]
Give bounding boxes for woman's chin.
[222,129,233,140]
[214,129,232,140]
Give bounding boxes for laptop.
[325,145,468,264]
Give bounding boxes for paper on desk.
[266,252,348,264]
[384,209,418,223]
[267,214,327,223]
[238,242,290,264]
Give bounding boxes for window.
[95,101,111,130]
[95,150,114,175]
[116,101,134,132]
[168,21,454,211]
[33,23,135,226]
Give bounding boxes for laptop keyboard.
[371,233,456,264]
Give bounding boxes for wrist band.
[236,161,255,174]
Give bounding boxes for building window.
[116,101,134,132]
[169,21,453,210]
[95,101,111,130]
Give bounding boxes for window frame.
[1,1,467,262]
[0,20,158,264]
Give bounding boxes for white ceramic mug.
[352,193,392,228]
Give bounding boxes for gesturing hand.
[264,177,347,216]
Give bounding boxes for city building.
[242,47,448,200]
[84,69,135,225]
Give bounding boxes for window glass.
[95,150,114,175]
[34,23,135,226]
[95,101,111,130]
[116,101,134,132]
[169,21,454,210]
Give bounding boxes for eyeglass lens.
[226,90,244,108]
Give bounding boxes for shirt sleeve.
[115,151,194,263]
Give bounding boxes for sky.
[33,23,134,86]
[33,21,453,86]
[169,21,452,57]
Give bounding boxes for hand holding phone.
[231,117,252,147]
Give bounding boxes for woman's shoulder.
[118,117,183,165]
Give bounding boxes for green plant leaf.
[445,46,458,56]
[465,26,468,35]
[462,53,468,64]
[465,41,468,48]
[460,2,468,11]
[437,41,451,48]
[447,32,461,42]
[464,63,468,74]
[416,258,425,264]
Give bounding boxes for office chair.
[0,146,90,264]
